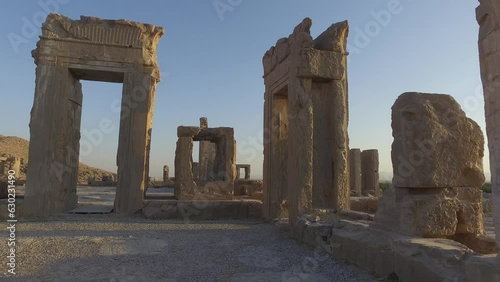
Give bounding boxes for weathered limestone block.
[361,149,379,196]
[392,93,485,188]
[174,137,196,199]
[477,0,500,261]
[349,149,362,196]
[234,179,263,196]
[376,92,486,238]
[192,162,200,179]
[376,186,484,237]
[199,117,216,181]
[177,126,201,137]
[163,165,169,182]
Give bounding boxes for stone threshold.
[143,199,262,220]
[284,216,500,282]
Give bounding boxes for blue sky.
[0,0,487,180]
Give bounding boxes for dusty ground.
[0,186,377,282]
[0,215,377,282]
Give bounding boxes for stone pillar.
[115,72,157,214]
[361,149,379,196]
[174,136,196,199]
[192,162,200,179]
[163,165,169,182]
[477,0,500,258]
[349,149,362,196]
[199,117,216,181]
[25,65,81,216]
[244,166,251,179]
[288,77,314,225]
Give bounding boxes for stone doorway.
[24,14,164,216]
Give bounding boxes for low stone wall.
[288,216,500,282]
[143,199,262,220]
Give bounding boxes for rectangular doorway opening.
[69,79,122,214]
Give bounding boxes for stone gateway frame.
[262,18,350,224]
[24,14,164,215]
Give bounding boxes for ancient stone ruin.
[349,148,380,196]
[262,18,350,224]
[375,93,485,237]
[24,14,164,215]
[236,164,251,180]
[198,117,216,181]
[174,125,236,200]
[477,0,500,261]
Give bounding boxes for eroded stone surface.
[477,0,500,259]
[361,149,379,196]
[263,18,349,223]
[349,149,362,196]
[391,93,485,188]
[376,186,484,237]
[25,14,164,216]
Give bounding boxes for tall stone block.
[361,149,379,196]
[349,149,362,196]
[115,72,157,214]
[477,0,500,259]
[375,93,485,238]
[391,93,484,188]
[163,165,169,182]
[174,137,196,199]
[25,65,81,216]
[199,117,216,181]
[262,18,350,224]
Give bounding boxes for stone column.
[288,77,314,226]
[199,117,216,181]
[477,0,500,258]
[25,65,81,216]
[174,136,196,199]
[115,72,156,214]
[349,149,362,196]
[244,166,251,179]
[163,165,169,182]
[361,149,379,196]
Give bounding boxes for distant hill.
[0,135,115,184]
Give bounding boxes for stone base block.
[350,196,378,214]
[289,216,499,282]
[143,199,262,220]
[375,186,484,237]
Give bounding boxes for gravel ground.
[0,214,377,282]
